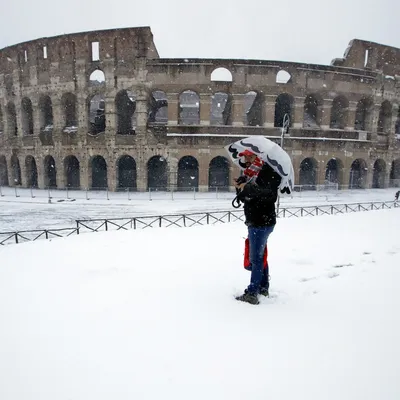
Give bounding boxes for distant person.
[395,190,400,201]
[234,150,281,305]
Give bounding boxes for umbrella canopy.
[224,136,294,193]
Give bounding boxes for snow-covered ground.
[0,187,398,231]
[0,209,399,400]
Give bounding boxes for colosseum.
[0,26,399,192]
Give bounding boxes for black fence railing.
[0,201,398,246]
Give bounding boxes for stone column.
[19,158,28,188]
[263,96,275,128]
[167,155,178,189]
[167,94,179,125]
[292,97,304,129]
[199,94,211,126]
[55,157,65,189]
[231,94,244,127]
[107,158,117,192]
[136,157,147,192]
[80,156,89,190]
[320,100,332,130]
[347,101,358,130]
[134,88,148,139]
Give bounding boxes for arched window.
[354,97,373,131]
[62,93,77,133]
[349,159,367,189]
[377,101,392,133]
[372,159,386,188]
[117,155,137,190]
[21,97,34,135]
[177,156,199,190]
[330,96,349,129]
[299,158,318,190]
[148,91,168,124]
[64,156,80,188]
[244,91,263,126]
[209,156,229,191]
[88,94,106,135]
[90,156,108,189]
[39,95,54,132]
[211,67,233,82]
[116,90,136,135]
[179,91,200,125]
[44,155,57,188]
[210,92,231,125]
[274,94,294,127]
[147,156,168,191]
[25,156,38,188]
[303,95,321,128]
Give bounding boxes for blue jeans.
[247,225,275,294]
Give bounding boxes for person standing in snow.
[234,149,281,305]
[395,190,400,201]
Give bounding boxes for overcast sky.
[0,0,399,65]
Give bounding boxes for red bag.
[243,238,268,271]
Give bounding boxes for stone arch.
[11,155,21,185]
[390,159,400,187]
[7,102,17,136]
[372,159,386,189]
[330,95,349,129]
[210,67,233,82]
[25,155,38,188]
[44,155,57,188]
[147,155,168,191]
[349,159,367,189]
[0,105,4,134]
[177,156,199,191]
[0,155,9,186]
[208,156,230,191]
[325,158,343,185]
[210,92,232,125]
[115,90,136,135]
[148,90,168,124]
[179,90,200,125]
[88,94,106,135]
[299,157,318,189]
[117,155,136,190]
[64,156,80,188]
[303,94,322,128]
[21,97,34,135]
[276,70,291,84]
[274,93,294,128]
[354,97,373,131]
[377,100,392,133]
[89,69,105,85]
[39,95,54,132]
[244,91,263,126]
[61,93,77,132]
[90,156,108,189]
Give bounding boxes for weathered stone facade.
[0,27,399,191]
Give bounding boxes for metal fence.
[0,201,398,246]
[1,183,397,202]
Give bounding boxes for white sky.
[0,0,399,65]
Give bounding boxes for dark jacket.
[237,164,281,227]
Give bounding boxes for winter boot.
[236,291,259,305]
[259,287,269,297]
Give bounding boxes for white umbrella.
[224,136,294,194]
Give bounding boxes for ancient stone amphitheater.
[0,26,399,192]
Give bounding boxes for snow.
[0,188,398,232]
[0,209,400,400]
